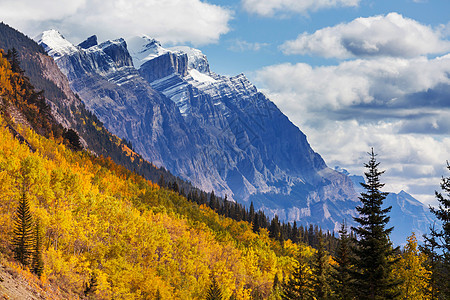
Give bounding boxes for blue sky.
[1,0,449,205]
[203,0,450,75]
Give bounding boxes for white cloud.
[241,0,359,17]
[257,55,450,110]
[281,13,450,58]
[0,0,232,45]
[228,39,269,52]
[254,54,450,205]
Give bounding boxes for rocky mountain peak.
[170,46,211,74]
[127,35,170,68]
[36,29,78,59]
[98,38,133,68]
[38,31,362,233]
[78,35,98,49]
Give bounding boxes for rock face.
[38,31,363,232]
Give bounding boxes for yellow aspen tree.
[393,233,431,299]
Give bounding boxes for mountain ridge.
[38,30,362,233]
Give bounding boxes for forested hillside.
[0,47,303,299]
[0,21,201,196]
[1,23,449,300]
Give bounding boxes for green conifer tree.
[206,274,222,300]
[155,289,162,300]
[83,273,98,297]
[311,231,332,299]
[12,191,34,266]
[423,162,450,298]
[31,220,44,277]
[351,149,399,299]
[331,221,355,300]
[281,249,313,299]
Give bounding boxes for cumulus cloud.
[228,39,269,52]
[241,0,360,17]
[254,54,450,204]
[257,55,450,112]
[0,0,232,45]
[281,13,450,58]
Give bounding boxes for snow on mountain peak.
[36,30,78,59]
[99,38,128,51]
[169,46,211,74]
[126,36,211,74]
[126,35,170,69]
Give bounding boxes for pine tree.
[420,224,440,299]
[5,48,23,74]
[311,231,332,299]
[424,162,450,298]
[291,221,299,244]
[351,149,399,299]
[12,191,34,266]
[84,273,98,297]
[206,274,222,300]
[281,249,313,299]
[155,289,162,300]
[209,191,218,211]
[269,215,281,241]
[31,220,44,277]
[332,221,355,300]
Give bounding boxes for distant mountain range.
[0,22,436,244]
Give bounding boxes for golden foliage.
[0,114,301,299]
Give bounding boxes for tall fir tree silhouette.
[423,162,450,298]
[351,149,399,299]
[281,249,312,299]
[331,220,355,300]
[31,220,44,277]
[12,191,34,266]
[206,274,222,300]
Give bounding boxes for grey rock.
[38,32,365,233]
[78,35,98,49]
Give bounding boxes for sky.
[1,0,449,206]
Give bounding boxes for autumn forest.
[0,28,449,300]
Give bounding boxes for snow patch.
[188,69,217,83]
[127,35,172,69]
[36,30,78,59]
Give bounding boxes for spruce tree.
[206,274,222,300]
[31,220,44,277]
[155,289,162,300]
[351,149,399,299]
[281,249,312,299]
[311,231,332,299]
[83,273,98,297]
[12,191,34,266]
[421,224,441,299]
[332,221,355,300]
[424,162,450,298]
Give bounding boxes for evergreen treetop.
[206,274,223,300]
[12,191,34,266]
[424,162,450,298]
[351,148,399,299]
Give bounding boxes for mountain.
[37,31,360,232]
[347,171,436,245]
[0,22,207,194]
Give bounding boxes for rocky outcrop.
[139,52,188,82]
[78,35,98,49]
